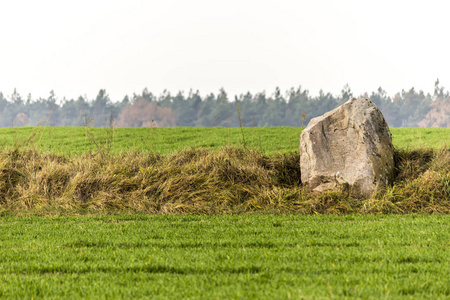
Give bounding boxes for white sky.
[1,0,449,102]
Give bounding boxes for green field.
[0,126,448,155]
[0,127,448,298]
[0,215,448,299]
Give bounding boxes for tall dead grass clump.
[365,147,450,214]
[0,146,447,215]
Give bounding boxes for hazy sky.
[1,0,449,102]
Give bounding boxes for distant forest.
[0,80,449,128]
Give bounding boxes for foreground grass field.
[0,126,448,155]
[0,215,448,299]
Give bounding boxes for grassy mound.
[0,146,448,215]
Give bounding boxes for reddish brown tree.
[117,98,176,127]
[419,97,450,128]
[15,112,30,126]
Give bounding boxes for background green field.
[0,126,448,155]
[0,215,448,299]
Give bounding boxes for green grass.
[0,215,448,299]
[0,126,448,155]
[390,128,450,150]
[0,127,448,298]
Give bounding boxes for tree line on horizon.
[0,80,448,128]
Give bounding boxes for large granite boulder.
[299,98,394,196]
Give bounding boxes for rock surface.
[299,98,394,196]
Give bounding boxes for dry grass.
[0,146,448,215]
